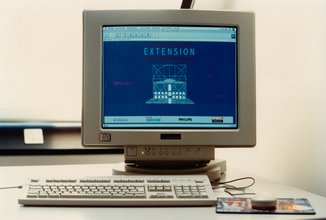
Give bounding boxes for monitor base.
[112,159,226,181]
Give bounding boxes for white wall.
[0,0,179,122]
[211,0,326,197]
[1,0,326,197]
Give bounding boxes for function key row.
[112,179,144,183]
[30,178,172,184]
[147,179,171,183]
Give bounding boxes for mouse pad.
[216,198,316,214]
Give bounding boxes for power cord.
[211,177,256,196]
[180,0,195,9]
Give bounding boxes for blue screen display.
[102,26,237,128]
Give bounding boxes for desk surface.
[0,163,325,220]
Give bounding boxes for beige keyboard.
[18,175,216,206]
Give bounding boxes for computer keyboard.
[18,175,216,206]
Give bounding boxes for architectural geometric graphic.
[146,64,194,104]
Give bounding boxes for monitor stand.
[112,159,226,181]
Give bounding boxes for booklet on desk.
[216,198,316,215]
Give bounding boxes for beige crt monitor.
[82,10,256,180]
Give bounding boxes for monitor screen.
[101,25,237,129]
[82,10,255,148]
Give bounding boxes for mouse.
[251,194,277,210]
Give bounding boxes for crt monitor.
[82,10,256,178]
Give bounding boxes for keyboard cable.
[0,185,23,190]
[211,176,256,196]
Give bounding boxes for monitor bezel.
[82,9,256,147]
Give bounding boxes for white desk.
[0,163,325,220]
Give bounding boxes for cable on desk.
[0,185,23,190]
[211,177,256,196]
